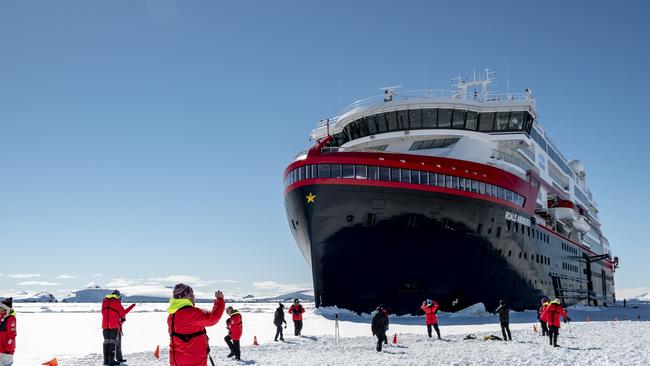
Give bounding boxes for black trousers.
[548,325,559,346]
[293,320,303,336]
[375,332,387,352]
[224,335,241,360]
[274,324,284,340]
[426,323,441,339]
[540,321,548,336]
[500,321,512,341]
[103,329,121,364]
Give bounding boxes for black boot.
[106,344,119,365]
[553,333,559,347]
[549,335,553,345]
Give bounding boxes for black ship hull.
[285,182,614,315]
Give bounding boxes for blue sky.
[0,1,648,298]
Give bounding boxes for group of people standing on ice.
[370,296,571,353]
[537,297,571,347]
[1,289,576,365]
[98,284,306,365]
[371,299,442,352]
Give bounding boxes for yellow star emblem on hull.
[306,192,317,203]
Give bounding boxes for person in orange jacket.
[540,299,571,347]
[0,298,16,366]
[421,299,441,339]
[288,299,305,336]
[102,290,127,365]
[538,297,550,337]
[167,284,225,366]
[224,307,243,360]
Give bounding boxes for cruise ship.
[283,70,617,314]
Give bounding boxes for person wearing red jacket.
[540,299,570,347]
[0,298,16,366]
[537,297,550,337]
[421,299,441,339]
[288,299,305,336]
[167,284,225,366]
[224,307,243,360]
[102,290,127,365]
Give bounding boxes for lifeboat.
[572,215,591,232]
[548,199,578,223]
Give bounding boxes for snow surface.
[9,302,650,365]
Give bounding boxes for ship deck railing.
[317,90,533,128]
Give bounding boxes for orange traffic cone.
[42,358,58,366]
[154,345,160,359]
[392,333,397,344]
[253,336,259,346]
[533,324,537,333]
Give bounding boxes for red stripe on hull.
[284,178,528,213]
[285,151,537,212]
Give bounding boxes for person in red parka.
[421,299,441,339]
[224,307,243,360]
[288,299,305,336]
[0,297,16,366]
[102,290,127,365]
[167,284,225,366]
[540,299,571,347]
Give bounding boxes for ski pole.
[209,354,215,366]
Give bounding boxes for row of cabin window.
[505,247,551,267]
[505,221,550,243]
[563,262,579,273]
[561,242,579,255]
[330,109,534,147]
[530,127,575,178]
[285,163,525,207]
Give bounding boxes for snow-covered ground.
[10,302,650,365]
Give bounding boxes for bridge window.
[409,109,422,128]
[437,109,452,128]
[386,111,398,131]
[495,112,510,130]
[397,110,409,129]
[366,115,377,134]
[509,111,525,130]
[478,112,495,131]
[452,109,466,129]
[376,113,388,133]
[358,118,369,137]
[422,108,437,128]
[466,111,478,130]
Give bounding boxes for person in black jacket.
[273,303,287,341]
[495,299,512,341]
[371,305,389,352]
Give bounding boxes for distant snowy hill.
[0,291,57,303]
[617,287,650,302]
[244,289,315,303]
[63,285,174,303]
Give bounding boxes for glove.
[121,318,126,323]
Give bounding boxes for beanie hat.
[173,283,194,299]
[112,289,121,298]
[278,302,284,308]
[1,297,12,308]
